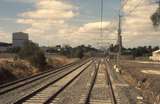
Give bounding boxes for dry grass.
[119,59,160,103]
[48,56,78,67]
[0,56,77,84]
[0,59,39,84]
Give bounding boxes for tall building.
[12,32,29,47]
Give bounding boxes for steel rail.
[104,58,117,104]
[84,60,100,104]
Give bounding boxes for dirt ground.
[119,60,160,104]
[48,55,78,67]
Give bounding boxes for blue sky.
[0,0,33,31]
[0,0,159,47]
[0,0,119,30]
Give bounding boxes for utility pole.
[158,0,160,13]
[116,0,122,68]
[117,15,122,66]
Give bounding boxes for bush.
[7,47,21,53]
[18,41,47,68]
[73,48,84,59]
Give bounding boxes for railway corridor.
[0,58,122,104]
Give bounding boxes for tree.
[60,45,73,57]
[151,6,160,27]
[58,45,97,58]
[18,41,47,68]
[74,47,84,59]
[7,47,21,53]
[152,46,159,51]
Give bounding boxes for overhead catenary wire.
[124,0,146,16]
[121,0,130,9]
[121,0,160,17]
[99,0,118,48]
[101,0,104,37]
[100,0,104,44]
[97,0,104,48]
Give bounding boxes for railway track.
[83,59,100,104]
[14,59,93,104]
[0,58,92,104]
[0,59,84,91]
[42,58,99,104]
[82,58,120,104]
[104,58,120,104]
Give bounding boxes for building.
[0,42,12,52]
[12,32,29,47]
[150,50,160,61]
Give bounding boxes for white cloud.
[58,21,117,47]
[0,29,11,43]
[78,21,114,33]
[122,0,160,47]
[16,0,116,47]
[16,0,115,47]
[15,0,160,47]
[17,0,78,46]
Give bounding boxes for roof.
[153,49,160,54]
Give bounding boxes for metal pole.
[117,15,121,67]
[117,0,122,67]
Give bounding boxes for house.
[150,50,160,61]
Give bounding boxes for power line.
[122,0,130,9]
[97,0,104,48]
[124,0,145,16]
[101,0,103,37]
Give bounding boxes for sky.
[0,0,159,48]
